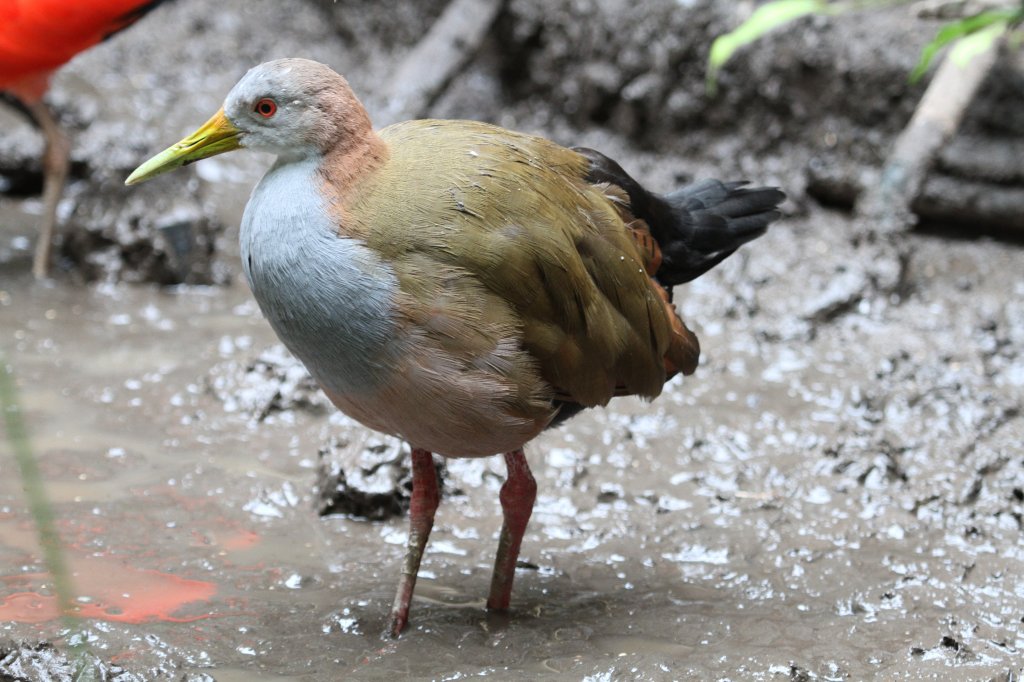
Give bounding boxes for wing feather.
[347,120,698,413]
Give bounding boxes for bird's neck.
[316,129,389,213]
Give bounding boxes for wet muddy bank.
[2,208,1021,680]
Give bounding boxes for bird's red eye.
[255,98,277,118]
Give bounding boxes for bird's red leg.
[24,99,70,279]
[387,447,439,638]
[487,448,536,611]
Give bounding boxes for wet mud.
[2,0,1023,680]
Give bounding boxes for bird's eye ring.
[255,98,277,118]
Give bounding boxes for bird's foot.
[385,609,408,639]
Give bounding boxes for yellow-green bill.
[125,108,242,185]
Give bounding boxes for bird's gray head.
[124,58,375,186]
[223,58,371,159]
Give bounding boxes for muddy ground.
[1,0,1023,680]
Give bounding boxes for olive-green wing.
[353,119,696,407]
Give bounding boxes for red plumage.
[0,0,164,278]
[0,0,158,100]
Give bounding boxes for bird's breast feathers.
[240,155,553,456]
[241,157,401,393]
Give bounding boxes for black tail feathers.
[660,180,785,286]
[575,147,785,288]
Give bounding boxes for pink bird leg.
[487,448,536,611]
[387,447,440,637]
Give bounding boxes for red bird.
[0,0,166,278]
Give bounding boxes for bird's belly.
[321,375,549,459]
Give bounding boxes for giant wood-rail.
[127,58,785,637]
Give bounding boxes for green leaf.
[706,0,830,94]
[949,19,1008,67]
[910,9,1015,83]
